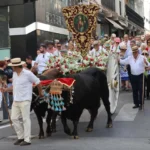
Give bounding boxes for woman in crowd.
[113,38,121,53]
[140,43,147,53]
[147,38,150,55]
[119,43,129,91]
[142,50,150,100]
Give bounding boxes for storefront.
[0,0,78,60]
[0,7,10,60]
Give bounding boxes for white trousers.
[11,101,31,143]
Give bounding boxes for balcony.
[101,0,115,11]
[126,5,144,28]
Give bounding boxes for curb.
[0,120,10,126]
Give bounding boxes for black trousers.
[144,76,148,98]
[127,65,131,82]
[147,75,150,98]
[130,74,144,106]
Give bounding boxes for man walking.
[119,46,148,110]
[3,58,43,146]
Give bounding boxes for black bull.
[31,67,112,139]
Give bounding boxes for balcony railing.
[101,0,115,11]
[126,5,144,28]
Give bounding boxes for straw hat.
[132,46,139,53]
[8,58,25,66]
[93,41,99,46]
[142,50,149,55]
[105,42,110,48]
[120,43,127,50]
[104,34,108,38]
[111,33,116,38]
[4,57,10,61]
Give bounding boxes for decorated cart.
[45,3,120,114]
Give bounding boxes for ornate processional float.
[46,3,120,114]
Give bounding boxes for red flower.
[90,58,94,61]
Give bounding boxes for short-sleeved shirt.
[36,52,51,74]
[12,69,40,101]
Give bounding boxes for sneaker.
[20,141,31,146]
[14,139,24,145]
[132,105,139,109]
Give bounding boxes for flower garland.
[47,51,109,75]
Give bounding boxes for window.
[0,7,9,49]
[119,1,122,15]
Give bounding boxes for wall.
[134,0,144,17]
[115,0,125,17]
[144,0,150,32]
[35,0,70,44]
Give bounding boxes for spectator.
[112,38,120,53]
[119,44,129,91]
[26,56,35,70]
[142,50,150,100]
[0,60,7,121]
[147,38,150,55]
[4,57,13,109]
[35,44,51,75]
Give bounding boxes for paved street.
[1,92,150,150]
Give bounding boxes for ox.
[32,67,112,139]
[59,67,112,139]
[31,69,61,139]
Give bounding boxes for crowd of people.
[0,33,150,146]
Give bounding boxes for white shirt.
[112,45,120,53]
[120,55,146,75]
[13,69,40,101]
[32,61,35,67]
[89,48,101,57]
[53,50,62,57]
[67,50,73,56]
[36,52,51,74]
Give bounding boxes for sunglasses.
[142,53,148,55]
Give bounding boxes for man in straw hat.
[119,46,148,110]
[3,58,43,146]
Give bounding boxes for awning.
[106,18,124,30]
[102,5,118,18]
[119,20,127,27]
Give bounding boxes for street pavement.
[1,92,150,150]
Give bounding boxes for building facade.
[0,0,79,60]
[125,0,144,36]
[0,7,10,59]
[144,0,150,34]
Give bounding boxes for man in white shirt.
[119,46,148,110]
[89,41,101,57]
[3,58,43,146]
[35,44,51,74]
[53,42,62,57]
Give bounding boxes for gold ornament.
[62,4,100,57]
